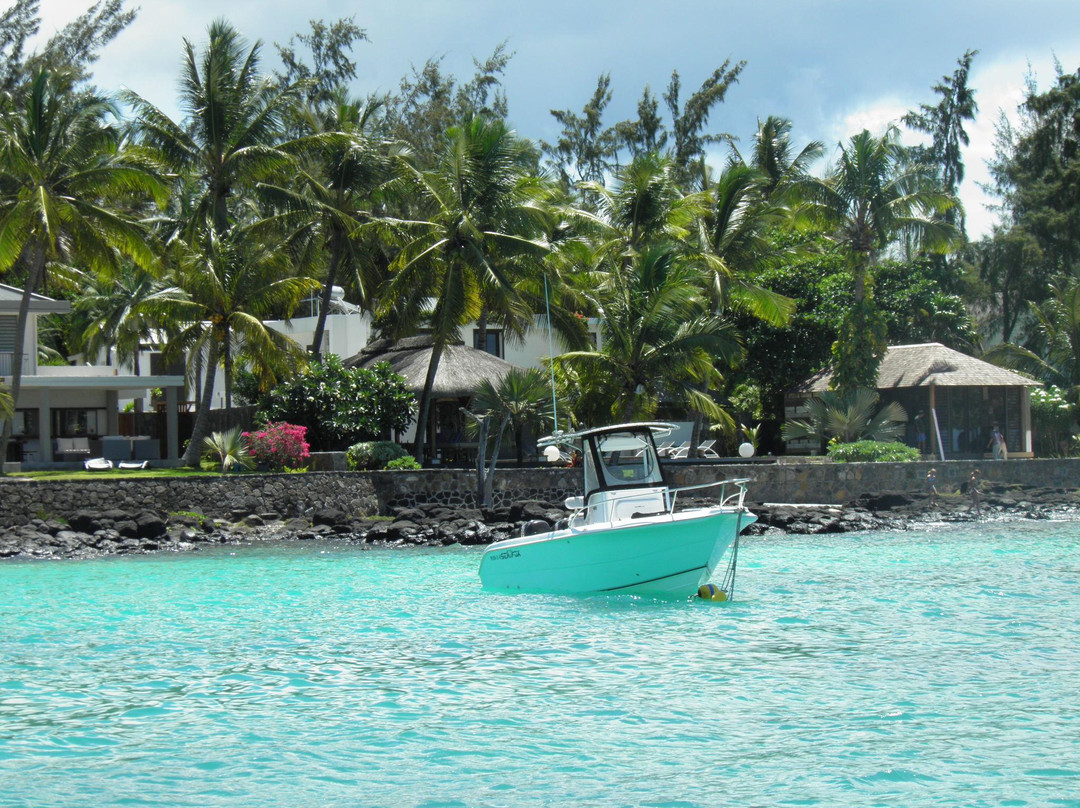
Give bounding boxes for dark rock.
[135,513,167,538]
[69,511,102,533]
[857,493,914,511]
[311,508,346,527]
[509,501,552,522]
[386,520,421,539]
[115,520,139,539]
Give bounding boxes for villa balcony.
[0,352,28,378]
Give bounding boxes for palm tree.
[378,116,547,462]
[781,389,907,446]
[124,20,308,464]
[73,266,178,390]
[579,151,706,260]
[124,19,298,239]
[0,70,164,467]
[148,224,318,465]
[747,116,824,199]
[984,274,1080,399]
[796,126,960,393]
[471,367,556,465]
[260,93,401,360]
[554,243,741,425]
[0,384,13,422]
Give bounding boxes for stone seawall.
[0,473,381,529]
[2,458,1079,528]
[673,458,1080,504]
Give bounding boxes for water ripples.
[1,524,1079,807]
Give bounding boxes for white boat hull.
[479,507,755,598]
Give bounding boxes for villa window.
[12,409,39,437]
[52,408,106,438]
[0,316,16,374]
[473,329,504,358]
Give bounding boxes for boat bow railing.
[668,478,750,512]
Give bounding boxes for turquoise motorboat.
[479,423,756,598]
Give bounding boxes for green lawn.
[6,468,218,481]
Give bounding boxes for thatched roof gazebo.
[346,335,518,396]
[788,342,1040,459]
[346,335,522,464]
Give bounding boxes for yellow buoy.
[697,583,728,602]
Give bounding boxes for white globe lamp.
[738,442,755,458]
[543,445,562,463]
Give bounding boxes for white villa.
[1,283,185,468]
[2,284,596,467]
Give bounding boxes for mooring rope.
[719,510,743,600]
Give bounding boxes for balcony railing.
[0,352,28,377]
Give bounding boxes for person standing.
[926,467,939,506]
[969,468,982,515]
[988,424,1007,460]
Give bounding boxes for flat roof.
[14,375,185,390]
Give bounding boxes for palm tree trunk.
[1,246,45,473]
[412,341,445,463]
[223,327,233,426]
[309,230,343,362]
[853,253,869,304]
[133,347,144,415]
[482,413,510,507]
[181,340,221,467]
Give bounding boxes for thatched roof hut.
[788,343,1039,459]
[795,342,1038,393]
[346,335,519,397]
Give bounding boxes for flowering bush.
[243,422,311,470]
[1029,386,1077,456]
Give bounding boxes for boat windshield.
[585,431,663,490]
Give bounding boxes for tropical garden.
[2,2,1079,471]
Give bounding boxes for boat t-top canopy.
[538,422,677,448]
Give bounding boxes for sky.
[36,0,1080,239]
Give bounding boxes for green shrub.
[827,440,920,463]
[347,440,409,470]
[385,455,421,470]
[253,356,415,451]
[1030,385,1078,456]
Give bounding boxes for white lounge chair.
[696,440,720,458]
[668,441,692,459]
[83,458,113,471]
[118,460,149,470]
[655,441,675,457]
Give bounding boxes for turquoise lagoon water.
[1,521,1078,808]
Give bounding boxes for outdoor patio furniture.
[56,437,91,459]
[102,436,133,461]
[132,438,161,461]
[668,441,692,459]
[696,440,720,458]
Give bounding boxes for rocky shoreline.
[1,483,1077,561]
